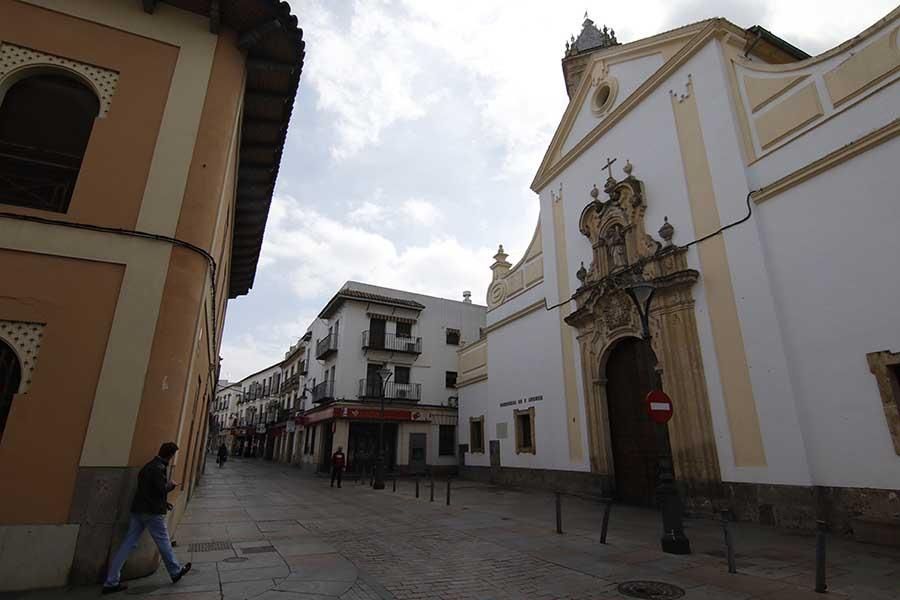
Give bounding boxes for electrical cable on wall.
[0,210,221,372]
[543,189,757,312]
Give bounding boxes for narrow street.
[6,457,899,600]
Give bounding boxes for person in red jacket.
[330,446,345,488]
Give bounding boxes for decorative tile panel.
[0,42,119,117]
[0,320,45,393]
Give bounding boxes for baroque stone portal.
[564,161,721,500]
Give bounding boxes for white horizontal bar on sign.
[650,402,671,411]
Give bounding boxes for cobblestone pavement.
[5,458,899,599]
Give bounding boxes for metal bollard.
[446,478,451,506]
[600,499,612,544]
[430,476,435,502]
[555,492,563,534]
[392,477,397,492]
[815,520,827,593]
[720,510,736,574]
[415,476,420,498]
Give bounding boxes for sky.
[219,0,896,382]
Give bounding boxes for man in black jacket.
[101,442,192,595]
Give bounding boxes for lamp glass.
[377,367,392,381]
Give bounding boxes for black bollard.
[600,499,612,544]
[392,477,397,492]
[430,476,435,502]
[415,476,420,498]
[446,478,451,506]
[720,510,736,574]
[555,492,563,534]
[815,520,827,593]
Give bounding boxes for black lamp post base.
[372,481,385,490]
[661,532,691,554]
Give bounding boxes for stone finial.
[590,184,600,200]
[491,244,512,281]
[623,159,633,177]
[576,262,588,284]
[659,216,674,246]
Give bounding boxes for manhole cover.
[617,581,685,599]
[241,545,277,554]
[188,541,232,552]
[223,556,249,563]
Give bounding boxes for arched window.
[0,339,22,443]
[0,73,100,213]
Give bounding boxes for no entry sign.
[646,390,673,424]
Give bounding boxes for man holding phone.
[101,442,192,595]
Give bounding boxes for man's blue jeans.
[104,513,182,587]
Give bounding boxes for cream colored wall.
[13,0,219,468]
[731,12,899,161]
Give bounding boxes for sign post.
[646,389,691,555]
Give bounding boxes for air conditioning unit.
[406,342,417,353]
[397,389,408,399]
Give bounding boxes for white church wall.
[561,52,665,157]
[755,136,900,490]
[485,281,545,327]
[691,42,814,487]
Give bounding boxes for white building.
[272,333,312,464]
[294,281,486,475]
[226,362,282,458]
[458,10,900,537]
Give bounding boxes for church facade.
[458,10,900,536]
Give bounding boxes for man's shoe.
[101,583,128,595]
[171,562,192,583]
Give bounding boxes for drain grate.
[187,541,232,552]
[617,581,685,599]
[240,545,277,554]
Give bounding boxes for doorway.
[408,433,427,474]
[605,337,664,506]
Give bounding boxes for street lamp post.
[624,277,692,555]
[373,366,393,490]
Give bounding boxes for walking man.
[217,443,228,468]
[331,446,345,488]
[101,442,192,595]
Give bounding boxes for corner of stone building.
[68,466,160,584]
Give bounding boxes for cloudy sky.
[219,0,896,381]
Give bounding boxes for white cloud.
[296,0,434,160]
[261,195,492,304]
[348,201,387,224]
[402,199,441,226]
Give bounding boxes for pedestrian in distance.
[331,446,345,488]
[216,443,228,468]
[101,442,192,595]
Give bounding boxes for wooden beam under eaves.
[238,19,283,50]
[209,0,221,34]
[247,58,297,74]
[142,0,157,14]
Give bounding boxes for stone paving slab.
[9,457,900,600]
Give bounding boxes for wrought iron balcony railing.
[361,331,422,354]
[357,378,422,402]
[316,333,338,359]
[311,380,335,404]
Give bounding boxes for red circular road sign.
[646,390,673,424]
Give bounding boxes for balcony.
[361,331,422,355]
[298,360,307,375]
[280,372,300,394]
[311,380,335,404]
[357,378,422,402]
[316,334,338,359]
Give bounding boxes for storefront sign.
[286,421,296,433]
[335,407,413,421]
[303,407,334,425]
